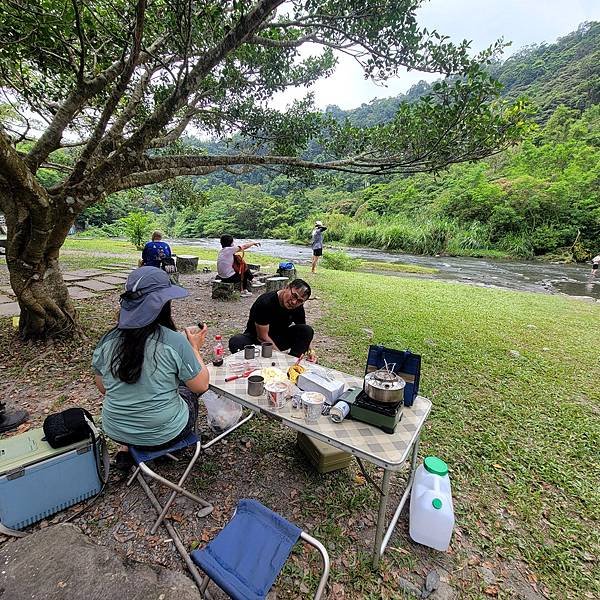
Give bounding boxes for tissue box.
[297,370,345,403]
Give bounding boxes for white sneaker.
[240,290,253,297]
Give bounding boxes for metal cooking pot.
[363,369,406,404]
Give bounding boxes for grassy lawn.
[359,261,438,274]
[62,236,280,268]
[304,268,599,599]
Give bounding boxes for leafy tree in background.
[0,0,529,338]
[122,211,157,250]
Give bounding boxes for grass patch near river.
[61,236,280,268]
[307,269,599,599]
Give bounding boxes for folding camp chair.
[191,498,330,600]
[127,431,213,534]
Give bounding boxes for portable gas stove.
[338,387,403,434]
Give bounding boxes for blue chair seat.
[130,431,199,465]
[191,499,301,600]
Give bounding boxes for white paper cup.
[301,392,325,424]
[265,381,288,409]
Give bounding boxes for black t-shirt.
[245,291,306,337]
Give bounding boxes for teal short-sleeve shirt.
[92,326,201,446]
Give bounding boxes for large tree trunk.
[4,207,80,339]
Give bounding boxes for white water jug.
[409,456,455,551]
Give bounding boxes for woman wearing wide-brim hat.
[311,220,327,273]
[92,266,209,470]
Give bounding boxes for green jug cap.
[432,498,443,510]
[424,456,448,477]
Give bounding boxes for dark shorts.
[313,248,323,257]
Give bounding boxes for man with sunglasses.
[228,279,315,358]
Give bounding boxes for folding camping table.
[208,351,431,568]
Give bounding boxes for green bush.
[321,251,362,271]
[121,211,158,250]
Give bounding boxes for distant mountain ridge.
[332,21,599,126]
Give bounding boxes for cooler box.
[0,427,102,530]
[296,432,352,474]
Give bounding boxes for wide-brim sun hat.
[315,220,323,226]
[118,266,188,329]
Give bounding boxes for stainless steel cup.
[261,342,273,358]
[247,375,265,396]
[244,345,257,359]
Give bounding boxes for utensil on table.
[225,369,254,382]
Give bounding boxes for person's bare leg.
[311,255,317,273]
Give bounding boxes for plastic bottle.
[212,335,224,366]
[409,456,455,551]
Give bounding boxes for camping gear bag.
[0,427,105,534]
[365,345,422,406]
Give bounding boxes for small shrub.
[120,211,157,250]
[321,250,362,271]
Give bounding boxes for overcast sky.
[274,0,600,110]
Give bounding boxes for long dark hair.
[110,301,176,384]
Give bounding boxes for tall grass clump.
[321,250,362,271]
[498,233,535,259]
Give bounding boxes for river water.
[174,237,600,300]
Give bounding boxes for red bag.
[233,250,247,275]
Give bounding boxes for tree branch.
[66,0,147,184]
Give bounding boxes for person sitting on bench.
[217,234,260,298]
[141,230,174,271]
[229,279,315,358]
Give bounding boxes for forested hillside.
[81,23,600,260]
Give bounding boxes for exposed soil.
[0,267,547,599]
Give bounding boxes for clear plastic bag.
[202,390,242,434]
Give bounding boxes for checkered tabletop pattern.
[208,350,431,470]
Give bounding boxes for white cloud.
[271,0,600,111]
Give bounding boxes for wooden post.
[265,276,289,293]
[176,255,199,274]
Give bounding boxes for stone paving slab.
[74,279,116,291]
[64,269,108,277]
[0,286,15,296]
[67,286,98,299]
[0,302,20,317]
[62,273,88,282]
[100,271,129,279]
[93,275,128,285]
[0,294,12,304]
[103,264,134,270]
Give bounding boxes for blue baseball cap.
[118,266,188,329]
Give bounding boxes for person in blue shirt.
[92,267,209,471]
[142,230,172,268]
